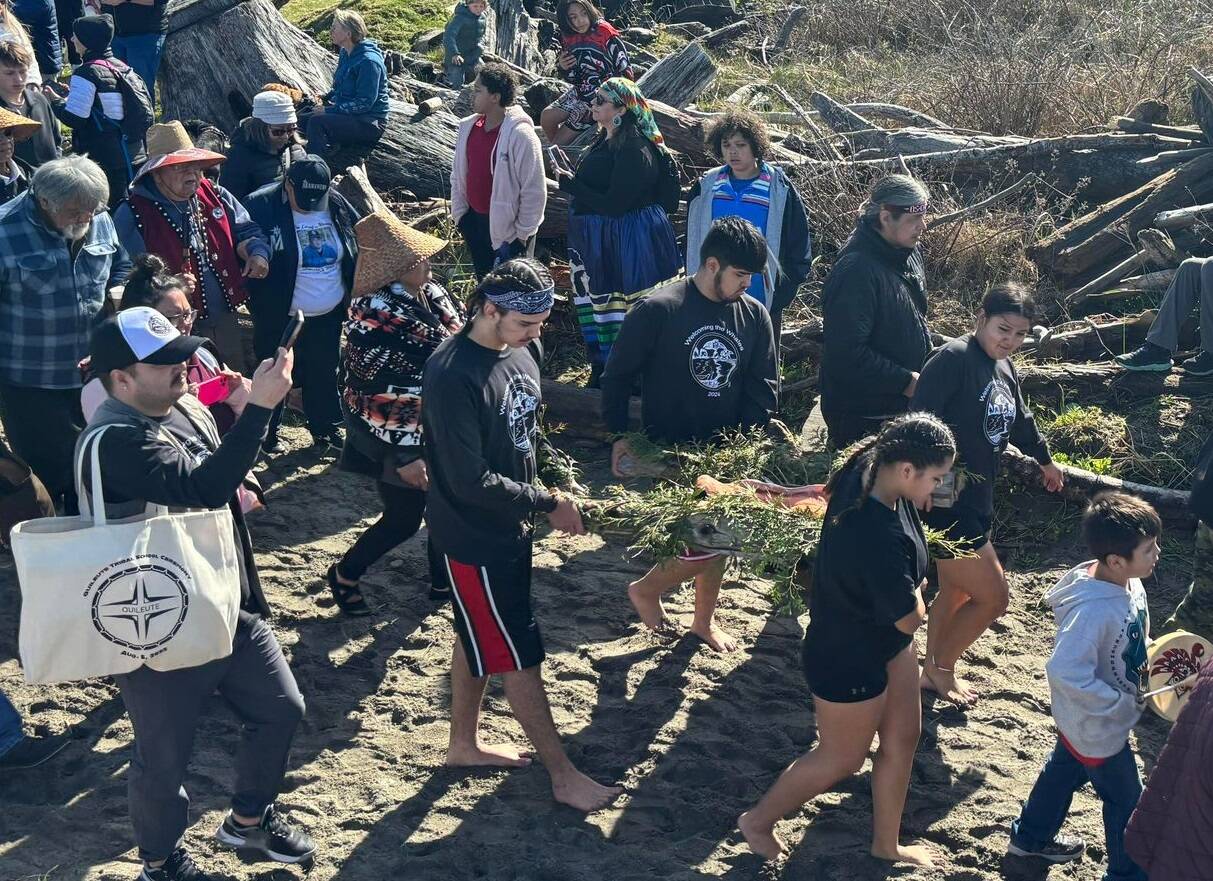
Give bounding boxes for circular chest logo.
[501,374,540,452]
[90,561,189,653]
[690,333,740,391]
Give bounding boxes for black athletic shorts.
[921,504,992,556]
[802,638,901,704]
[443,550,545,678]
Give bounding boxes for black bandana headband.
[884,201,930,215]
[482,285,555,315]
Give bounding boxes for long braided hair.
[825,412,956,514]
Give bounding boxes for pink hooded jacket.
[450,105,547,250]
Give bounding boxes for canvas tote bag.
[10,424,241,684]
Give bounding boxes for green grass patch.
[281,0,452,52]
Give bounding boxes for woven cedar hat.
[136,121,227,179]
[352,211,448,296]
[0,107,43,142]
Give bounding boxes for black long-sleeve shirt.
[558,134,661,217]
[421,334,558,564]
[601,277,778,443]
[911,333,1051,517]
[82,395,273,616]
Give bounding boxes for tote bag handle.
[75,425,171,527]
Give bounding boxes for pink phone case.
[196,375,231,406]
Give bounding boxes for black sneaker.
[137,848,214,881]
[1115,342,1172,372]
[1181,350,1213,377]
[0,732,71,770]
[1007,832,1085,863]
[215,804,316,863]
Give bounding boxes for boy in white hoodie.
[1008,492,1159,880]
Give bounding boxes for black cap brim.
[140,334,206,366]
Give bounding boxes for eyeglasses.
[162,309,198,327]
[269,125,297,136]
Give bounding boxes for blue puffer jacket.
[328,39,390,120]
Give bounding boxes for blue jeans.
[1011,738,1147,881]
[0,689,25,757]
[112,33,165,105]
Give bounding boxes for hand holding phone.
[195,375,232,406]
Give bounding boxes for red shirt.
[465,116,501,215]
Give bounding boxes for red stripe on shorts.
[446,558,517,674]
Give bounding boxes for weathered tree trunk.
[541,379,638,440]
[1027,151,1213,286]
[484,0,544,72]
[1002,448,1193,527]
[636,40,716,109]
[1027,311,1158,361]
[163,0,459,199]
[808,92,885,150]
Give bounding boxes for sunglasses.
[269,125,297,136]
[591,94,615,107]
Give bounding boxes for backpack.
[654,144,682,216]
[89,58,154,144]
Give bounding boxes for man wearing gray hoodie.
[1008,492,1159,881]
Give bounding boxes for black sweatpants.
[456,210,529,281]
[112,613,305,862]
[266,306,344,441]
[338,480,444,586]
[0,382,85,512]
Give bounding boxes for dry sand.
[0,427,1193,881]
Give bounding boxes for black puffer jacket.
[218,119,306,202]
[50,49,147,173]
[819,218,931,420]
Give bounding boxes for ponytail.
[827,413,956,511]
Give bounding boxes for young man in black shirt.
[83,308,315,881]
[602,217,778,652]
[422,258,622,812]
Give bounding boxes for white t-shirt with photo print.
[290,209,346,316]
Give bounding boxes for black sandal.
[327,564,372,617]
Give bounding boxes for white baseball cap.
[90,307,206,373]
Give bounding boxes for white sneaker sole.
[1006,842,1083,864]
[214,823,315,864]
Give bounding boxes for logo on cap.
[146,313,174,338]
[300,181,327,191]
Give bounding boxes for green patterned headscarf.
[599,77,666,149]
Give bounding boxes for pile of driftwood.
[159,0,1207,524]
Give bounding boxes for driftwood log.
[1002,448,1193,528]
[1028,151,1213,286]
[483,0,543,72]
[541,379,637,440]
[163,0,459,198]
[636,40,717,110]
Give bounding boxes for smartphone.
[195,375,231,406]
[545,145,571,174]
[279,309,305,350]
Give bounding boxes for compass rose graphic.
[90,562,189,653]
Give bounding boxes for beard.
[59,222,91,242]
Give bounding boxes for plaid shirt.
[0,193,130,389]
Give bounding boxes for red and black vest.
[126,177,249,318]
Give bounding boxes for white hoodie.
[1044,561,1150,759]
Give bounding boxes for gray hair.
[331,8,368,42]
[861,174,930,221]
[30,155,109,212]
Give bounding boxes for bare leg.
[922,545,1009,705]
[445,639,532,768]
[738,692,884,860]
[501,665,622,811]
[689,557,738,652]
[920,578,973,705]
[552,125,579,146]
[628,556,718,635]
[540,106,568,145]
[870,646,935,867]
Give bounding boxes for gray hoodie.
[1044,561,1150,759]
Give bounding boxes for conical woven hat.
[137,121,226,179]
[352,211,449,296]
[0,107,44,143]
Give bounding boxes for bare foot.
[738,811,786,861]
[920,664,977,706]
[445,741,533,768]
[628,581,679,637]
[871,842,936,867]
[691,621,739,653]
[551,770,623,812]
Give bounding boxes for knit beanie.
[73,15,114,53]
[251,90,297,126]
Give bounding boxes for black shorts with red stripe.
[444,551,545,677]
